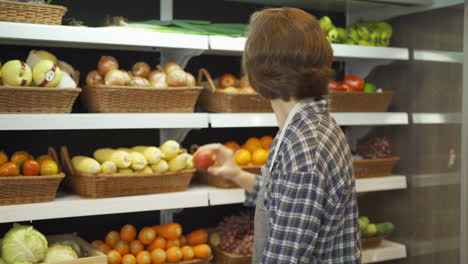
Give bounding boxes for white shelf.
[209,113,278,128]
[0,113,209,130]
[412,112,461,124]
[362,240,407,263]
[413,49,463,64]
[332,113,409,126]
[0,22,209,51]
[356,175,407,193]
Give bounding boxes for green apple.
[328,28,340,43]
[359,216,370,232]
[380,31,392,47]
[26,49,58,69]
[370,31,382,45]
[33,60,62,87]
[319,16,334,32]
[1,60,32,86]
[357,25,371,41]
[345,39,356,45]
[336,27,348,42]
[376,22,393,36]
[358,40,371,46]
[363,83,376,93]
[346,28,360,43]
[363,224,378,237]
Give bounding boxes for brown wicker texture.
[61,146,195,198]
[197,68,272,113]
[213,246,251,264]
[196,166,262,188]
[46,234,106,264]
[354,157,400,179]
[0,147,64,205]
[82,85,203,113]
[0,0,67,25]
[0,86,81,113]
[328,91,394,112]
[361,235,386,249]
[177,256,213,264]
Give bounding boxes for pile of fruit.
[225,136,273,166]
[0,151,59,176]
[0,223,86,264]
[320,16,393,47]
[0,50,78,88]
[92,223,212,264]
[72,140,194,174]
[85,57,196,88]
[359,216,395,238]
[328,74,380,93]
[209,212,254,256]
[356,137,393,159]
[213,73,256,94]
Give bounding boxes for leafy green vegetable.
[50,241,82,258]
[2,224,48,264]
[44,245,78,263]
[0,258,6,264]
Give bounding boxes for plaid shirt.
[245,99,361,264]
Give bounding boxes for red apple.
[193,150,215,170]
[219,74,237,89]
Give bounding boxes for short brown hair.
[243,7,334,101]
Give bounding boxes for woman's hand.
[195,143,256,192]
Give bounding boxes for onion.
[163,62,182,74]
[186,73,196,87]
[128,76,150,87]
[86,70,103,86]
[148,70,167,86]
[104,69,127,86]
[98,56,119,76]
[122,71,131,85]
[131,62,151,77]
[167,70,187,87]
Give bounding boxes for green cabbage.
[2,224,48,264]
[44,245,78,263]
[0,258,6,264]
[50,241,82,258]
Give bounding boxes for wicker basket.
[61,146,195,198]
[196,166,262,188]
[353,157,400,179]
[82,85,203,113]
[177,256,213,264]
[361,235,386,249]
[0,147,65,205]
[46,234,106,264]
[0,0,67,25]
[213,246,251,264]
[197,69,272,113]
[328,91,394,112]
[0,86,81,113]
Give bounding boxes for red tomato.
[343,75,364,91]
[327,80,342,91]
[340,83,353,92]
[23,160,40,176]
[193,150,215,170]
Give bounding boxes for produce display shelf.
[0,22,209,51]
[209,113,409,128]
[412,112,461,124]
[362,240,407,263]
[207,36,410,60]
[413,49,463,64]
[355,175,407,193]
[0,113,209,130]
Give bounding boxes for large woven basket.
[328,91,394,112]
[353,157,400,179]
[0,147,64,205]
[213,246,251,264]
[197,69,272,113]
[196,166,262,188]
[177,256,213,264]
[0,86,81,113]
[361,235,386,249]
[82,85,203,113]
[61,146,195,198]
[0,0,67,25]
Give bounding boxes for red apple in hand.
[219,74,237,88]
[193,150,215,170]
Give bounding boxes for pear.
[319,16,334,32]
[168,153,190,172]
[328,28,340,43]
[336,27,348,43]
[357,25,371,41]
[347,28,360,43]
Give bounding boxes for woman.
[197,7,361,264]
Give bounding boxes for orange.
[136,251,151,264]
[233,149,251,166]
[186,229,208,246]
[158,223,182,240]
[224,141,240,152]
[121,254,137,264]
[252,149,269,166]
[0,152,7,166]
[166,239,180,249]
[120,224,137,242]
[166,247,183,263]
[97,243,111,254]
[260,136,274,149]
[130,240,144,255]
[181,246,194,261]
[147,237,166,251]
[243,137,262,153]
[179,236,187,247]
[150,248,166,264]
[107,250,121,264]
[193,244,212,259]
[105,230,121,248]
[138,227,156,245]
[91,240,105,248]
[114,240,130,256]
